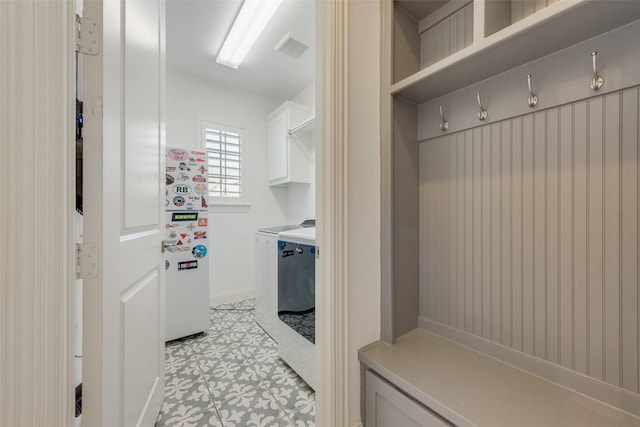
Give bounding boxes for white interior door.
[82,0,166,425]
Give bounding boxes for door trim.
[0,0,76,425]
[316,0,350,425]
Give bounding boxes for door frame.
[316,0,350,425]
[0,0,76,426]
[4,0,352,425]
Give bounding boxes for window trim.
[199,118,249,209]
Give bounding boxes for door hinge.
[75,242,100,279]
[75,14,100,55]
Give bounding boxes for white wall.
[167,67,290,298]
[347,2,382,425]
[292,83,316,116]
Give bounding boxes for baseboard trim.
[419,317,640,418]
[209,289,255,307]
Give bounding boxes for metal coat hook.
[590,51,604,91]
[439,105,449,131]
[476,92,488,121]
[527,74,538,107]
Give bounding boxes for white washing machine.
[276,226,316,389]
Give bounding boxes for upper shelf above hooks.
[390,0,640,105]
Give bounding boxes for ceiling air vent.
[274,33,309,58]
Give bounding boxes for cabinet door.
[365,370,451,427]
[267,111,289,182]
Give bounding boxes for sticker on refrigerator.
[166,174,175,185]
[185,202,195,210]
[194,231,206,239]
[172,212,198,221]
[165,260,170,270]
[186,223,196,231]
[173,184,192,195]
[198,165,207,174]
[192,245,207,259]
[194,184,207,195]
[168,148,188,161]
[198,218,208,227]
[192,174,206,182]
[201,197,208,209]
[166,166,176,172]
[173,196,185,207]
[178,260,198,271]
[192,150,206,156]
[178,162,190,171]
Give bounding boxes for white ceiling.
[167,0,316,101]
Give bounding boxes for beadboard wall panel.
[419,86,640,395]
[511,0,559,24]
[420,2,473,69]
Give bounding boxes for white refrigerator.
[165,147,210,341]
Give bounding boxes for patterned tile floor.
[156,299,315,427]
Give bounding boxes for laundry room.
[73,0,318,425]
[162,0,319,425]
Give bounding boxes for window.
[202,121,245,205]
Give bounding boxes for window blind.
[205,127,242,199]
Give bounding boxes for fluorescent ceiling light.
[216,0,284,69]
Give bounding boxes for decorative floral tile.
[156,379,214,426]
[290,419,315,427]
[206,331,238,346]
[213,298,255,311]
[267,416,297,427]
[165,342,193,358]
[289,400,315,427]
[159,298,315,427]
[216,385,286,427]
[203,363,262,402]
[252,358,302,390]
[199,355,249,381]
[190,341,244,362]
[157,407,224,427]
[234,333,278,362]
[165,358,202,388]
[269,384,314,416]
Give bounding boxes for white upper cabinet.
[266,101,312,187]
